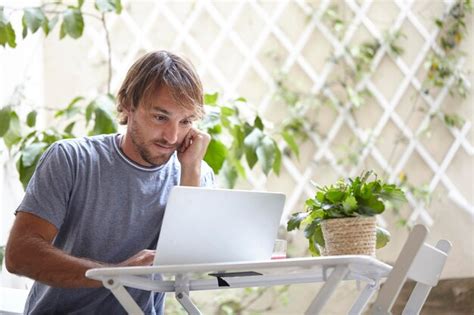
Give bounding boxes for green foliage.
[0,106,11,136]
[322,4,347,39]
[0,7,16,48]
[287,171,406,255]
[200,93,282,187]
[61,8,84,39]
[95,0,122,14]
[1,1,122,43]
[424,0,472,102]
[0,94,117,189]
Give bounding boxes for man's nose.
[162,122,179,144]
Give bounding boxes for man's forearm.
[6,236,104,288]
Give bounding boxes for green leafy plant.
[0,1,285,190]
[287,171,406,255]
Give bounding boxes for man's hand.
[118,249,155,267]
[178,128,211,186]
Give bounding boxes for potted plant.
[287,171,406,256]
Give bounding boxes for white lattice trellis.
[79,0,473,227]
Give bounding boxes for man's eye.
[155,115,167,121]
[181,120,192,126]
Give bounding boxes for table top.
[86,255,392,280]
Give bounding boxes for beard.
[128,121,177,167]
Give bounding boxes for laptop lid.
[153,186,286,265]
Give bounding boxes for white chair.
[371,224,451,315]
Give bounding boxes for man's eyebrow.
[150,106,171,115]
[150,106,197,120]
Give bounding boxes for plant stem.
[101,13,112,95]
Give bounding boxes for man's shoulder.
[54,134,117,153]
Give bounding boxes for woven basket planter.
[320,216,376,256]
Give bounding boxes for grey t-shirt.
[16,134,215,314]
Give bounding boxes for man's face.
[125,86,196,166]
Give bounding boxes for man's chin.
[146,153,174,167]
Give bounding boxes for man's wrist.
[180,164,201,186]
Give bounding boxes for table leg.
[102,278,144,315]
[175,274,202,315]
[304,265,349,315]
[349,281,379,315]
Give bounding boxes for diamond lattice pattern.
[79,0,473,226]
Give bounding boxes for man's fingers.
[119,249,156,267]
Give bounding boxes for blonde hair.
[117,51,204,124]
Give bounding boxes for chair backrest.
[371,225,451,315]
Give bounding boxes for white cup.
[271,239,287,259]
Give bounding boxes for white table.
[86,256,392,315]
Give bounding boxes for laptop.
[153,186,286,265]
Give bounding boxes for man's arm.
[5,212,155,288]
[178,128,211,186]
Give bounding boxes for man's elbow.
[5,241,26,275]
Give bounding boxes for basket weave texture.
[321,216,376,256]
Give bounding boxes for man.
[5,51,214,314]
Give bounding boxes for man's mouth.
[154,142,176,152]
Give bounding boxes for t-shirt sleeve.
[16,142,75,230]
[200,161,215,188]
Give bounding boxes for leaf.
[220,106,235,117]
[443,113,464,128]
[0,9,16,48]
[376,226,391,249]
[95,0,119,13]
[325,189,345,203]
[21,142,48,167]
[62,8,84,39]
[3,111,21,149]
[77,0,85,8]
[59,20,66,39]
[308,237,320,256]
[114,0,123,14]
[254,116,264,130]
[26,110,37,127]
[272,140,282,175]
[89,96,117,135]
[347,87,362,107]
[221,160,238,188]
[85,102,94,124]
[23,8,46,34]
[91,107,117,135]
[204,92,218,105]
[302,209,325,225]
[17,158,37,190]
[243,128,263,169]
[256,136,276,175]
[281,130,300,158]
[342,195,357,213]
[45,15,59,35]
[243,127,262,149]
[203,139,228,174]
[64,122,76,134]
[55,96,84,118]
[313,224,325,247]
[0,106,11,137]
[316,192,325,202]
[287,212,309,231]
[379,184,407,204]
[359,198,385,215]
